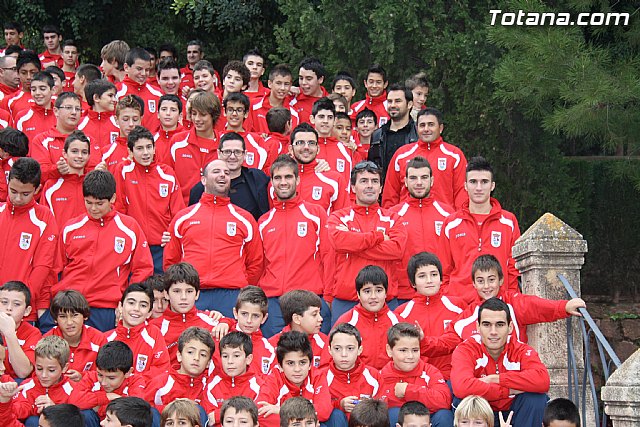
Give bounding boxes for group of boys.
[0,22,588,427]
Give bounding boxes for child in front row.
[349,399,389,427]
[280,397,319,427]
[544,398,581,427]
[397,401,431,427]
[268,290,330,369]
[203,331,261,426]
[334,265,400,369]
[103,397,153,427]
[69,340,146,426]
[161,399,203,427]
[376,323,453,427]
[220,396,259,427]
[44,289,107,381]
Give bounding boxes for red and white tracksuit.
[44,324,107,373]
[350,92,389,127]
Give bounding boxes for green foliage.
[609,312,640,321]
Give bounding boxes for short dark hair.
[85,79,116,107]
[466,156,494,180]
[0,128,29,157]
[163,262,200,292]
[117,94,144,116]
[44,66,65,84]
[8,157,40,187]
[471,254,504,282]
[366,64,387,82]
[50,289,90,319]
[0,281,31,306]
[32,71,54,88]
[290,122,318,146]
[186,40,203,50]
[127,126,155,151]
[145,274,165,293]
[387,83,413,102]
[280,397,317,427]
[279,290,321,326]
[76,64,102,83]
[235,285,268,315]
[478,297,511,324]
[348,399,389,427]
[3,22,23,33]
[105,397,152,427]
[219,131,246,151]
[350,160,382,186]
[177,326,216,357]
[144,47,157,58]
[268,64,292,81]
[42,24,61,36]
[157,43,178,60]
[41,404,85,427]
[219,331,253,356]
[276,331,313,365]
[83,169,116,200]
[270,154,298,178]
[222,60,251,87]
[220,397,258,425]
[299,57,325,80]
[3,45,23,57]
[355,107,377,125]
[63,39,78,50]
[121,282,154,309]
[332,71,355,90]
[242,48,264,64]
[407,252,442,287]
[405,156,432,177]
[398,401,430,425]
[387,322,421,348]
[416,107,443,125]
[223,92,250,112]
[266,107,291,134]
[158,94,182,114]
[125,47,151,67]
[96,341,133,373]
[54,91,80,108]
[329,322,362,346]
[311,97,335,116]
[64,130,91,153]
[355,265,388,293]
[17,50,41,72]
[543,398,581,427]
[334,111,351,123]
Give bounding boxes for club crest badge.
[491,231,502,247]
[438,158,447,170]
[83,362,93,371]
[19,232,32,250]
[110,132,119,144]
[246,152,255,165]
[313,355,321,368]
[261,357,270,374]
[336,159,345,172]
[148,100,156,113]
[297,222,307,237]
[159,183,169,198]
[435,221,443,236]
[312,186,322,200]
[136,354,148,372]
[227,222,237,236]
[114,237,126,254]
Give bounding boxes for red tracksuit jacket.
[335,304,399,369]
[256,365,332,427]
[395,292,466,379]
[116,77,163,131]
[249,95,300,134]
[268,326,330,369]
[39,51,63,68]
[41,173,86,229]
[288,87,329,124]
[6,375,74,418]
[376,358,451,413]
[450,336,550,411]
[153,125,185,162]
[328,204,407,301]
[77,109,120,148]
[0,198,58,311]
[114,159,185,245]
[350,92,390,127]
[30,127,101,184]
[321,359,381,411]
[164,194,263,288]
[69,370,146,418]
[389,196,453,299]
[439,198,521,302]
[0,82,17,103]
[56,210,154,308]
[264,132,289,155]
[159,128,220,203]
[148,306,219,365]
[14,105,56,142]
[100,136,130,174]
[382,136,467,210]
[214,319,275,376]
[44,324,107,373]
[105,321,171,380]
[0,108,10,129]
[202,367,261,422]
[2,321,41,379]
[258,196,333,298]
[146,369,208,412]
[2,90,33,118]
[315,136,353,187]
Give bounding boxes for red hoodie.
[289,86,329,124]
[382,136,467,210]
[350,92,390,127]
[146,368,208,412]
[450,336,549,411]
[14,104,56,142]
[44,324,107,373]
[164,194,264,288]
[376,358,451,412]
[77,109,119,148]
[202,366,261,422]
[320,359,381,412]
[69,370,146,418]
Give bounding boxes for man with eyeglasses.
[0,55,19,102]
[1,50,41,119]
[30,92,101,184]
[189,132,270,221]
[327,160,407,323]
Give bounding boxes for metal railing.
[559,274,622,427]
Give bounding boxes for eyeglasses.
[57,105,82,112]
[1,67,17,72]
[292,140,318,147]
[219,149,245,157]
[226,107,246,115]
[354,161,379,170]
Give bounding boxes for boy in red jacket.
[99,95,143,174]
[145,327,214,426]
[375,323,453,427]
[77,79,119,148]
[256,331,336,427]
[280,397,319,427]
[14,71,56,142]
[203,331,261,426]
[334,266,399,369]
[450,298,549,427]
[268,290,329,369]
[321,323,379,422]
[220,396,259,427]
[69,340,146,424]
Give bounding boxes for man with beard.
[257,154,333,336]
[368,84,417,180]
[388,156,453,303]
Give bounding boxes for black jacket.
[368,118,418,180]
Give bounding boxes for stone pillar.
[512,213,593,425]
[601,349,640,427]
